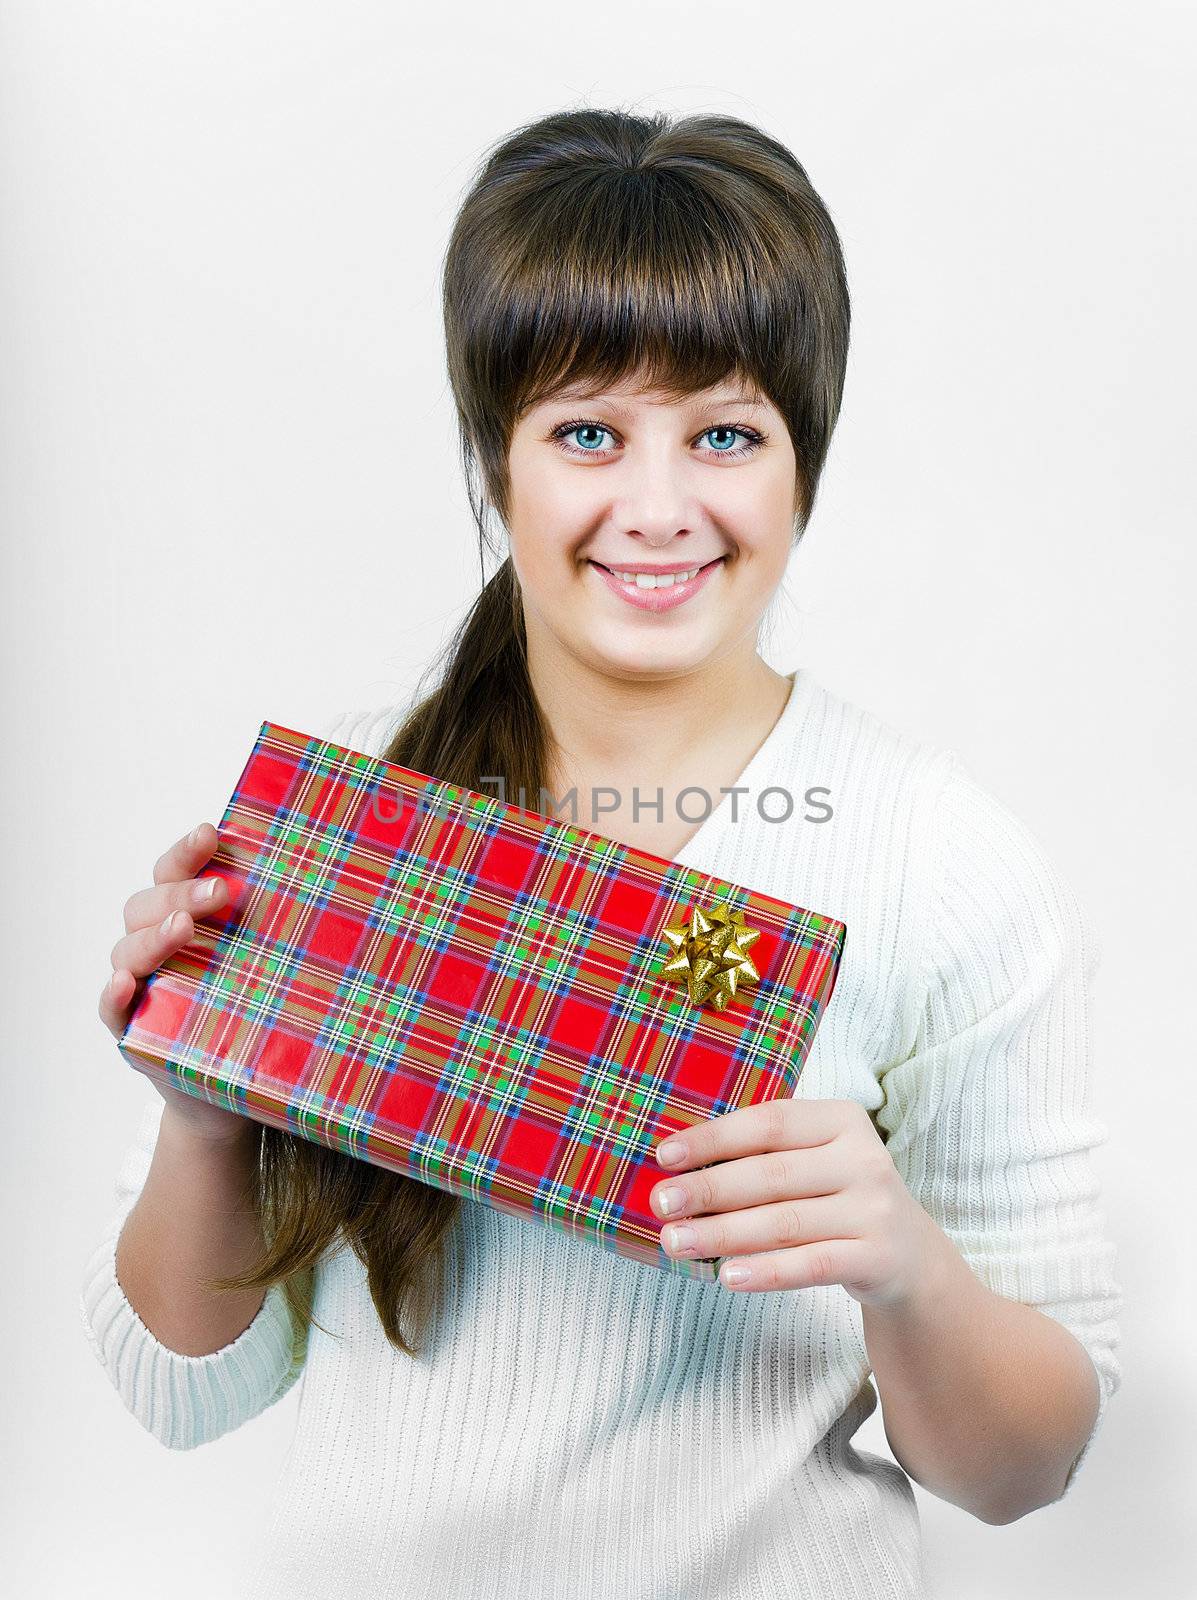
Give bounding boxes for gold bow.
[658,899,762,1010]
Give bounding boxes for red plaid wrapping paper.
[119,720,847,1280]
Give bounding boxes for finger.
[659,1191,854,1267]
[110,906,194,982]
[655,1097,841,1172]
[123,870,226,934]
[152,821,219,888]
[650,1140,844,1225]
[714,1240,863,1294]
[98,967,138,1039]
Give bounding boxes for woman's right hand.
[99,820,248,1143]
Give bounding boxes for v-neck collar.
[669,666,811,867]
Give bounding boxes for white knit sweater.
[79,668,1122,1599]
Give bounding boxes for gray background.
[2,2,1192,1595]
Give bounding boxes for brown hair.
[210,105,851,1358]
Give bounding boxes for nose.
[610,463,701,547]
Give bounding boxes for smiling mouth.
[589,556,726,590]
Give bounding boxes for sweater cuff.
[79,1215,302,1451]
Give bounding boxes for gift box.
[119,720,847,1280]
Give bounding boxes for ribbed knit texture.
[79,669,1122,1598]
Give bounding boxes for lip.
[588,557,725,613]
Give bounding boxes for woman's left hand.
[650,1097,943,1303]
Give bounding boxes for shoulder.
[778,674,1083,896]
[776,670,959,845]
[790,677,1085,893]
[802,674,1097,967]
[926,747,1101,980]
[766,673,1097,1050]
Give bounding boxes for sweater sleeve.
[873,752,1123,1503]
[78,1097,310,1451]
[78,702,400,1450]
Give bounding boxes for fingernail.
[161,911,177,935]
[187,824,204,848]
[193,877,218,904]
[667,1224,698,1253]
[722,1263,751,1285]
[658,1138,688,1166]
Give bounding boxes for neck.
[526,638,791,798]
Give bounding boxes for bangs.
[497,170,792,417]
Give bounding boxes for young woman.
[84,108,1121,1598]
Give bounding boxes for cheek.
[511,537,571,607]
[508,458,592,584]
[721,482,797,575]
[508,440,571,526]
[505,509,579,609]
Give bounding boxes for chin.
[576,630,720,682]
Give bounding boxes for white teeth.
[612,566,702,589]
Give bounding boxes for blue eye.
[705,427,740,452]
[550,419,767,460]
[567,423,609,452]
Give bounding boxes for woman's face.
[504,368,799,682]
